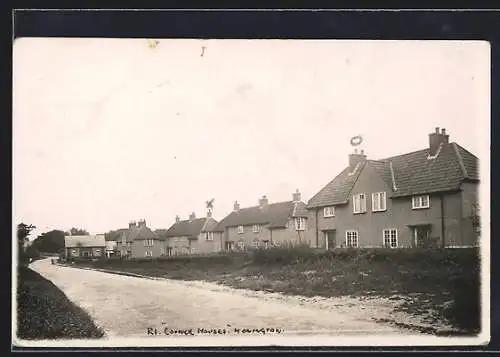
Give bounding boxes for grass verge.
[16,266,105,340]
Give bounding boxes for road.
[29,259,409,339]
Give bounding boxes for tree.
[30,230,66,254]
[17,223,36,265]
[67,228,89,236]
[104,228,128,241]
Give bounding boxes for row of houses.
[64,127,480,259]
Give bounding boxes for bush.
[250,242,318,264]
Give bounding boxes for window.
[323,206,335,217]
[345,230,359,248]
[145,251,153,257]
[251,240,260,248]
[383,229,398,248]
[160,247,165,256]
[412,195,430,209]
[144,239,154,247]
[205,232,214,241]
[372,192,387,212]
[295,217,306,231]
[237,225,244,234]
[253,224,260,233]
[353,194,367,214]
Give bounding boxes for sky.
[13,38,490,239]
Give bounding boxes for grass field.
[70,246,481,335]
[15,266,105,340]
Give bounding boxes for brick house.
[64,234,106,260]
[117,219,166,258]
[216,190,314,251]
[306,127,480,249]
[164,211,222,255]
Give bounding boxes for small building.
[105,240,117,258]
[116,219,166,258]
[164,211,222,255]
[64,234,106,260]
[216,190,313,251]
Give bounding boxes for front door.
[413,226,432,248]
[324,230,336,250]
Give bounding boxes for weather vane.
[350,135,363,146]
[206,198,215,214]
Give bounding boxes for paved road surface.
[30,259,409,339]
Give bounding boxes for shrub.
[250,242,317,264]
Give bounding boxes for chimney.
[348,149,367,170]
[429,127,449,156]
[259,195,269,208]
[138,219,146,228]
[128,221,137,229]
[189,212,196,221]
[292,189,301,202]
[233,201,240,212]
[207,210,212,218]
[175,215,180,223]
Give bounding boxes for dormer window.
[353,193,367,214]
[294,217,306,231]
[412,195,430,209]
[237,225,244,234]
[323,206,335,218]
[253,224,260,233]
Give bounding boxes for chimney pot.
[360,149,364,155]
[354,148,358,154]
[234,201,240,211]
[175,215,180,223]
[429,127,449,156]
[189,212,196,221]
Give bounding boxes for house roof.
[307,142,479,209]
[215,201,309,231]
[127,225,160,241]
[64,235,106,248]
[164,217,218,238]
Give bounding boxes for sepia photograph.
[12,38,490,347]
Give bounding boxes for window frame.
[237,225,244,234]
[383,228,398,248]
[205,232,214,241]
[412,195,430,209]
[323,206,335,218]
[252,224,261,233]
[372,192,387,212]
[295,217,306,231]
[345,230,359,248]
[353,193,367,214]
